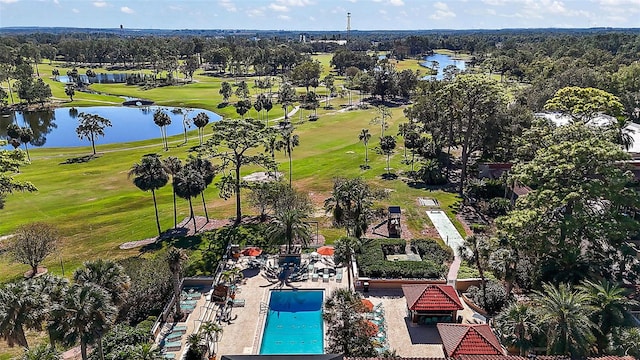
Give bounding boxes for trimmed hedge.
[356,238,449,279]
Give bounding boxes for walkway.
[426,210,465,282]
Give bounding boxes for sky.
[1,0,639,31]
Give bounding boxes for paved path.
[426,210,465,282]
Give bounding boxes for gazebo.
[402,284,464,324]
[436,323,504,357]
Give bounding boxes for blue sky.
[1,0,639,30]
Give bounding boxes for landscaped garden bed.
[356,238,452,279]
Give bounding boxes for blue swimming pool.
[259,290,324,355]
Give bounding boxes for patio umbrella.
[365,320,379,337]
[241,247,262,257]
[361,299,375,312]
[317,246,334,256]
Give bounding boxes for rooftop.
[436,323,503,357]
[402,284,464,312]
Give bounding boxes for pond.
[55,73,144,84]
[420,53,467,80]
[1,106,221,149]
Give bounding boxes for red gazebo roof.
[402,284,464,312]
[437,323,504,357]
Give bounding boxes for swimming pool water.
[259,290,324,355]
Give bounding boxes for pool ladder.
[259,302,269,314]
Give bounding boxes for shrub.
[466,280,508,315]
[356,238,448,279]
[487,197,512,217]
[470,224,488,233]
[411,238,454,265]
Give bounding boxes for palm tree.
[192,112,210,146]
[533,283,596,357]
[73,259,131,308]
[200,321,223,356]
[166,247,188,320]
[129,154,169,237]
[379,135,396,175]
[163,156,183,229]
[577,279,639,354]
[19,127,33,161]
[21,344,61,360]
[333,236,361,290]
[153,109,171,151]
[186,157,217,223]
[53,283,117,360]
[358,129,371,167]
[173,166,205,230]
[263,96,273,126]
[184,333,204,360]
[459,235,491,309]
[32,275,70,347]
[275,126,300,187]
[129,343,163,360]
[0,281,45,349]
[254,94,265,122]
[494,302,539,356]
[268,187,312,253]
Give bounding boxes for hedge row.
[356,238,449,279]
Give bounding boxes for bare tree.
[10,222,59,277]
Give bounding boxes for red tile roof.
[437,323,504,357]
[402,284,464,311]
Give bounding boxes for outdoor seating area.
[363,300,389,354]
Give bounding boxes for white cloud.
[53,0,59,4]
[72,8,79,13]
[269,3,289,11]
[309,15,316,21]
[346,0,357,2]
[379,9,387,14]
[248,8,265,17]
[389,0,404,5]
[430,2,455,19]
[278,14,291,20]
[276,0,313,5]
[219,0,237,12]
[481,0,507,5]
[168,5,182,10]
[93,1,107,7]
[120,6,134,13]
[0,0,19,3]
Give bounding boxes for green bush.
[487,197,512,217]
[466,280,508,315]
[411,238,454,265]
[356,238,448,279]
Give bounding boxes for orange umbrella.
[361,299,374,312]
[317,246,334,256]
[241,247,262,256]
[365,320,379,337]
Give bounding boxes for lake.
[420,53,467,80]
[1,106,221,149]
[56,73,140,84]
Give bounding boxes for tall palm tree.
[73,259,131,308]
[379,135,396,175]
[53,283,117,360]
[263,96,273,126]
[358,129,371,167]
[458,235,491,310]
[163,156,183,229]
[173,166,205,230]
[268,187,312,253]
[577,279,639,354]
[129,154,169,237]
[186,157,217,223]
[333,236,361,290]
[185,333,205,360]
[153,109,171,151]
[533,283,596,358]
[166,247,188,320]
[192,113,210,146]
[494,302,539,356]
[200,321,223,356]
[0,281,45,349]
[275,126,300,187]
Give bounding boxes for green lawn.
[0,61,463,282]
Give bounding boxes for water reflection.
[1,106,221,149]
[420,53,467,80]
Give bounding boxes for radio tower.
[347,12,351,42]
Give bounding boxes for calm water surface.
[421,53,467,80]
[1,106,221,149]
